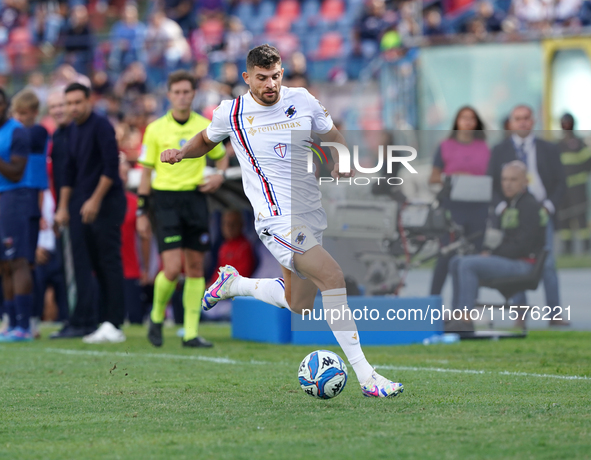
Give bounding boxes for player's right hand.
[161,148,184,164]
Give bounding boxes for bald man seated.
[449,161,547,313]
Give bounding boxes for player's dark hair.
[247,44,282,70]
[449,105,486,140]
[65,82,91,98]
[0,87,7,105]
[167,70,197,90]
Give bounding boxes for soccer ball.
[298,350,348,399]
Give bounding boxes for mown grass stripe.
[34,347,591,381]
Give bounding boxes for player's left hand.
[199,173,224,193]
[80,197,101,224]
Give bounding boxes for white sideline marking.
[43,347,268,366]
[39,347,590,381]
[375,364,590,381]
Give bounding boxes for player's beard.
[256,87,280,105]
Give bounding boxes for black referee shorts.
[151,189,211,253]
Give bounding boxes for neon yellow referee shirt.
[139,111,225,191]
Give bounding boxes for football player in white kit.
[161,44,403,398]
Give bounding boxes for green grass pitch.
[1,325,590,460]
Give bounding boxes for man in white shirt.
[161,44,403,398]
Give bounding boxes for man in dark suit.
[487,105,567,324]
[54,83,127,343]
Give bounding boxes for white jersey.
[206,86,334,220]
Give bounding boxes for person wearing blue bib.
[12,89,51,337]
[0,88,35,342]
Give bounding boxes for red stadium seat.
[320,0,345,21]
[266,16,292,35]
[276,0,301,21]
[316,31,344,59]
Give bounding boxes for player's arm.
[161,129,217,164]
[162,102,230,165]
[0,126,28,182]
[199,143,229,193]
[317,125,352,178]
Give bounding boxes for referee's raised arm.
[160,129,217,164]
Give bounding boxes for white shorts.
[255,208,327,276]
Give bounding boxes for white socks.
[231,276,290,310]
[230,277,373,384]
[321,288,374,384]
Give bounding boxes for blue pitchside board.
[231,296,443,345]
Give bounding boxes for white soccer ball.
[298,350,348,399]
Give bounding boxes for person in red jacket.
[119,158,151,323]
[210,210,254,285]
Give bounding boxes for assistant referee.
[137,70,227,348]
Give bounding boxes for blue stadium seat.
[301,0,321,19]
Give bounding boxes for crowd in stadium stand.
[1,0,591,83]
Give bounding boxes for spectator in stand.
[428,106,490,296]
[284,51,309,88]
[145,10,192,87]
[512,0,552,30]
[91,71,113,104]
[51,64,92,90]
[26,72,50,110]
[355,0,397,59]
[224,16,252,63]
[164,0,196,35]
[61,5,94,75]
[554,0,583,26]
[475,0,505,32]
[488,105,566,324]
[465,18,488,40]
[218,62,243,98]
[32,1,66,52]
[108,3,147,73]
[54,83,127,344]
[423,8,446,36]
[397,1,421,40]
[114,62,149,107]
[210,210,255,285]
[119,156,151,324]
[0,0,27,34]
